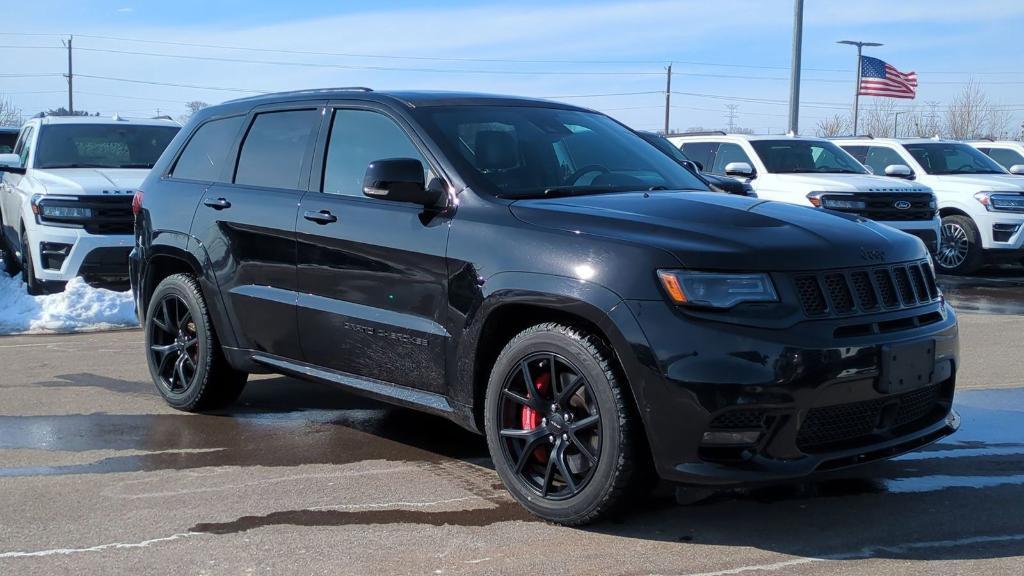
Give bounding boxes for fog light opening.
[701,430,763,446]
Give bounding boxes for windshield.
[34,123,179,170]
[416,106,709,198]
[905,143,1009,175]
[749,139,868,174]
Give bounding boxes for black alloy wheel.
[149,293,200,397]
[485,323,644,525]
[145,273,247,411]
[497,352,602,500]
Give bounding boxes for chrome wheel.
[497,352,602,500]
[148,294,200,396]
[936,222,970,270]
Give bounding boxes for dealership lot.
[1,301,1023,575]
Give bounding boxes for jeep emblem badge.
[860,247,886,262]
[894,200,912,210]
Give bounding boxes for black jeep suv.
[131,88,959,525]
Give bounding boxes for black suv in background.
[132,88,959,525]
[635,130,754,197]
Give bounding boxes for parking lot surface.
[1,309,1022,575]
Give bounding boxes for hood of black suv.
[510,191,926,271]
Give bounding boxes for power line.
[74,74,265,93]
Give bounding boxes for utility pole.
[62,35,73,115]
[837,40,883,134]
[787,0,803,135]
[664,63,672,135]
[725,104,739,132]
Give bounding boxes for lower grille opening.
[796,381,952,453]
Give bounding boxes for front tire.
[20,230,45,295]
[936,215,983,275]
[145,273,247,411]
[484,323,642,525]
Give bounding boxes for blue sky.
[3,0,1023,135]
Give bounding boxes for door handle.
[303,210,338,224]
[203,197,231,210]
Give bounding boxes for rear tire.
[484,323,642,525]
[936,215,983,276]
[145,273,247,411]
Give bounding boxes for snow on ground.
[0,260,138,335]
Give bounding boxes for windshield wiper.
[40,163,111,169]
[118,163,154,169]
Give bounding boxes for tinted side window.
[989,148,1024,169]
[322,109,427,197]
[711,143,752,174]
[679,142,718,170]
[171,116,244,182]
[843,145,869,163]
[235,110,319,190]
[863,146,907,175]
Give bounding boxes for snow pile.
[0,260,139,334]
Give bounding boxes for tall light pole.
[788,0,804,135]
[837,40,883,134]
[893,110,904,138]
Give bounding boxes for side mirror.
[0,153,24,174]
[679,160,699,173]
[884,164,914,179]
[1009,164,1024,176]
[724,162,754,178]
[362,158,441,206]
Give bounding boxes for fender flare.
[141,231,239,349]
[451,271,660,436]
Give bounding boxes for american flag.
[859,56,918,99]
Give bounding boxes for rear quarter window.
[171,116,245,182]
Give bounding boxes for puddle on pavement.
[938,272,1024,314]
[0,375,489,476]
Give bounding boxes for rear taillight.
[132,191,144,216]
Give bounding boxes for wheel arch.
[938,207,972,219]
[455,272,655,437]
[141,238,238,349]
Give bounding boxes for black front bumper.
[622,298,959,486]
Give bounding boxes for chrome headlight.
[974,192,1024,212]
[807,192,867,211]
[657,270,778,308]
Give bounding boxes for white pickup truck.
[668,133,941,255]
[0,116,179,293]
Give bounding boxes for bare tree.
[945,82,990,140]
[815,113,851,137]
[0,95,24,127]
[859,99,899,138]
[178,100,210,124]
[904,101,942,138]
[984,105,1013,140]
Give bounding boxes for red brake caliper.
[521,371,551,463]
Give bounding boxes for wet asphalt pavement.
[2,274,1024,575]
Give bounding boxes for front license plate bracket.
[879,339,936,394]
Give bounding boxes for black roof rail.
[225,86,374,104]
[672,130,727,137]
[824,134,874,140]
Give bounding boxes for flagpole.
[838,40,883,135]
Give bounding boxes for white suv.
[969,140,1024,176]
[837,137,1024,275]
[669,133,940,253]
[0,116,179,293]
